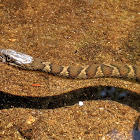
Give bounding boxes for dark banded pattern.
[0,49,139,82]
[40,60,140,82]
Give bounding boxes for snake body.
[0,49,139,82]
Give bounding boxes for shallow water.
[0,0,140,139]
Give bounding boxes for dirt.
[0,0,140,139]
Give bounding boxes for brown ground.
[0,0,140,139]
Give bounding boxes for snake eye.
[6,55,12,62]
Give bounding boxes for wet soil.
[0,0,140,139]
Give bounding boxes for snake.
[0,49,139,82]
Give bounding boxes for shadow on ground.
[0,86,139,111]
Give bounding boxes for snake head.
[0,49,33,67]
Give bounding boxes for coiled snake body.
[0,49,140,82]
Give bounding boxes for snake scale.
[0,49,140,82]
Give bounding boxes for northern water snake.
[0,49,139,82]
